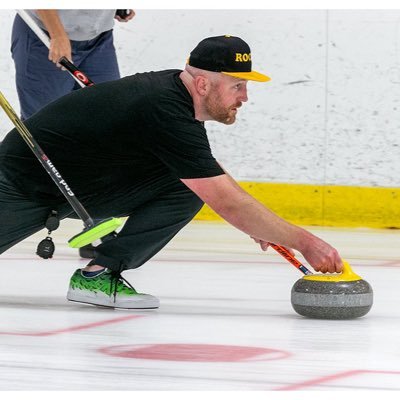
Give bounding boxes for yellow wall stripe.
[194,182,400,229]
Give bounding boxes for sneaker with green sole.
[67,268,160,309]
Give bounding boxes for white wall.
[1,9,399,187]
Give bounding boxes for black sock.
[82,268,106,278]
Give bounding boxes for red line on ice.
[0,314,142,336]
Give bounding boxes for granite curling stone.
[291,261,373,319]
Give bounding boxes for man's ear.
[194,76,209,96]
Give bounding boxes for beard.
[204,90,241,125]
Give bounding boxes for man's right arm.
[181,173,343,274]
[35,10,72,66]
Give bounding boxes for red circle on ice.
[98,343,291,362]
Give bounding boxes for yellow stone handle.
[304,259,362,282]
[341,260,362,280]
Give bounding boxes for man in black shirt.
[0,35,343,309]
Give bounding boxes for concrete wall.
[1,9,399,188]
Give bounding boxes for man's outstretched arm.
[181,173,343,273]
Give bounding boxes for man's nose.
[240,87,248,102]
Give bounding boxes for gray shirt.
[25,9,116,41]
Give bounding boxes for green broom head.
[68,217,123,248]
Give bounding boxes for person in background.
[11,9,135,258]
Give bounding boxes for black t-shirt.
[0,70,224,200]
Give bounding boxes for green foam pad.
[68,217,123,248]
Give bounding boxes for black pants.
[0,171,204,272]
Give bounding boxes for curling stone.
[291,261,373,319]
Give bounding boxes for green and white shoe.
[67,268,160,309]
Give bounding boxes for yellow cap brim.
[222,70,271,82]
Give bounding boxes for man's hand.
[115,9,135,22]
[299,235,343,273]
[49,34,72,67]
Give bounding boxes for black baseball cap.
[188,35,270,82]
